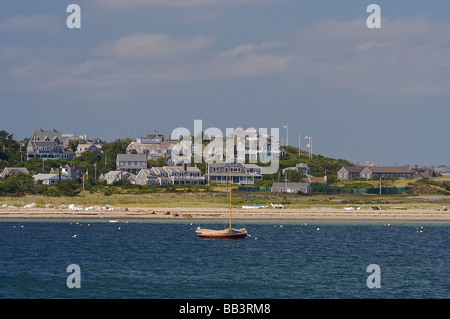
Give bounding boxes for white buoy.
[72,234,77,238]
[316,227,320,231]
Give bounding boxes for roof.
[272,182,310,189]
[30,141,60,147]
[32,129,63,143]
[205,172,262,177]
[116,154,147,162]
[126,140,177,153]
[104,170,122,176]
[33,173,66,180]
[364,166,412,174]
[208,162,261,169]
[164,166,185,173]
[341,166,365,173]
[1,167,29,175]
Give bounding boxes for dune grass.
[1,190,448,210]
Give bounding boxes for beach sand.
[1,206,449,221]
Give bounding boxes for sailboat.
[242,188,267,209]
[197,170,247,239]
[271,173,284,209]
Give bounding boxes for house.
[33,173,67,185]
[203,133,281,164]
[126,138,193,166]
[338,165,435,180]
[136,130,165,144]
[0,167,30,178]
[360,166,413,179]
[27,129,74,161]
[75,142,103,157]
[135,165,205,186]
[50,165,81,179]
[412,167,436,180]
[282,163,310,175]
[337,166,365,180]
[271,182,311,194]
[205,160,263,185]
[99,170,135,184]
[136,168,172,185]
[167,165,204,185]
[126,130,180,162]
[116,154,147,173]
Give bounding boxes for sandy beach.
[1,206,449,221]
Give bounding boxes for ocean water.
[0,219,449,299]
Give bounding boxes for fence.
[311,186,412,195]
[237,186,272,193]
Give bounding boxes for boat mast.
[229,168,232,229]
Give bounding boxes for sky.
[0,0,449,166]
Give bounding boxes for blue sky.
[0,0,449,166]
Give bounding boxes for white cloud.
[3,17,450,98]
[0,14,60,34]
[94,33,214,59]
[208,43,291,78]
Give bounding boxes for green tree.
[100,138,132,173]
[0,130,21,168]
[0,173,36,195]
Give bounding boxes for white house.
[100,170,136,185]
[271,182,311,194]
[33,173,67,185]
[205,160,262,185]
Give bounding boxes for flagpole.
[309,136,311,159]
[298,134,300,156]
[286,123,288,146]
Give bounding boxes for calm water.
[0,219,449,299]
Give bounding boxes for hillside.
[280,146,353,175]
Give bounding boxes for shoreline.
[1,206,449,221]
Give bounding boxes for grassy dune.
[1,191,448,210]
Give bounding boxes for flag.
[306,143,310,148]
[304,134,311,140]
[281,124,288,129]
